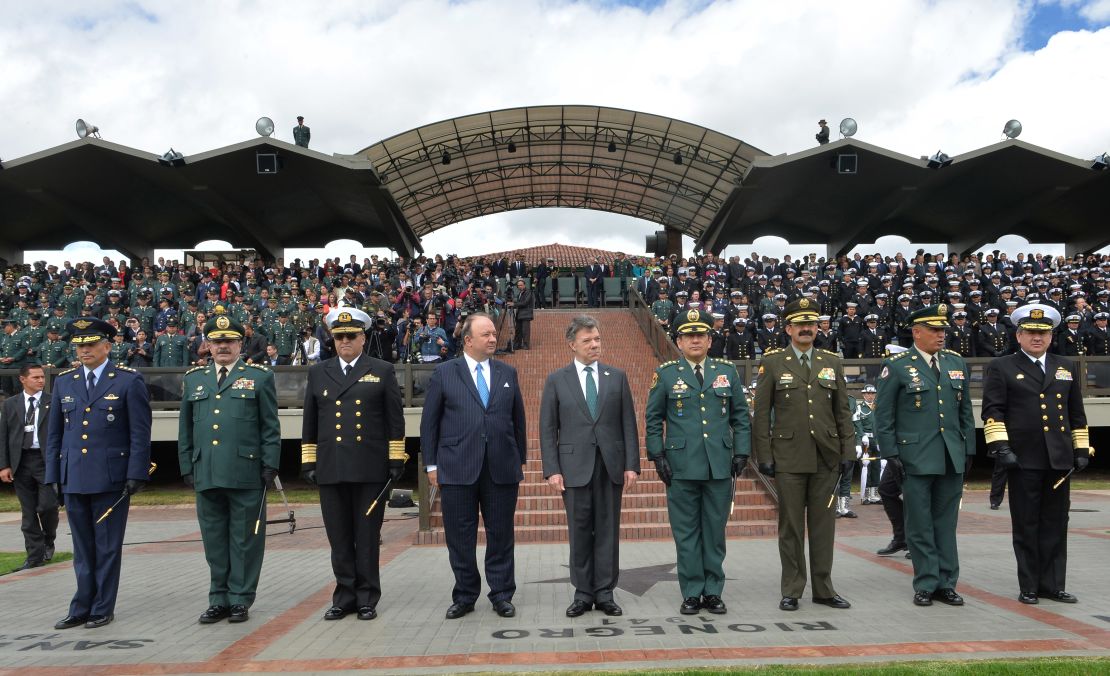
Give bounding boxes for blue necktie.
[476,363,489,407]
[87,371,96,394]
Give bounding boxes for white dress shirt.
[339,354,360,373]
[1021,350,1047,373]
[428,353,491,474]
[23,391,42,449]
[574,358,600,400]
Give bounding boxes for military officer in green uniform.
[109,332,133,366]
[179,312,280,624]
[130,293,156,336]
[753,298,855,612]
[645,309,751,616]
[875,304,975,607]
[154,320,189,367]
[651,288,675,331]
[40,328,72,368]
[46,306,70,338]
[270,311,297,361]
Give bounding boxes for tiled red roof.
[475,243,637,269]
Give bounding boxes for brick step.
[511,491,772,510]
[414,520,779,545]
[426,504,776,528]
[513,479,770,497]
[514,469,762,488]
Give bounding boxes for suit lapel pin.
[604,371,610,376]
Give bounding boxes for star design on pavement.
[531,563,689,597]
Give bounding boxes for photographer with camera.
[415,313,449,363]
[365,313,397,363]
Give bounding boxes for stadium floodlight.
[255,117,275,137]
[76,119,100,139]
[159,148,185,167]
[441,150,451,165]
[927,150,952,169]
[607,140,617,153]
[839,118,858,138]
[507,141,517,153]
[1093,152,1110,171]
[1002,119,1022,139]
[673,151,683,165]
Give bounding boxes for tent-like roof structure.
[359,105,769,240]
[0,137,419,261]
[697,138,1110,257]
[475,242,634,268]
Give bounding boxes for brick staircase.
[414,308,777,544]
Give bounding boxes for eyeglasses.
[333,334,360,342]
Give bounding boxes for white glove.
[855,445,863,459]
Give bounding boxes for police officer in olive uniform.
[45,318,152,629]
[154,320,189,367]
[179,312,280,624]
[753,299,855,612]
[301,308,406,621]
[982,304,1089,605]
[645,309,750,616]
[875,304,975,607]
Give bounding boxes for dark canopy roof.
[359,105,769,240]
[0,137,419,261]
[697,138,1110,256]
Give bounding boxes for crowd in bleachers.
[1,248,1109,385]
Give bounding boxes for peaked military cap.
[674,308,712,335]
[908,303,950,328]
[1012,303,1059,331]
[67,317,116,344]
[205,307,244,340]
[784,298,819,324]
[326,307,371,334]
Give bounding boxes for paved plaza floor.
[1,490,1108,675]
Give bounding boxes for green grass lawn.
[479,658,1108,675]
[0,550,73,575]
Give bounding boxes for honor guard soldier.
[753,299,855,612]
[645,309,751,615]
[854,385,882,505]
[154,319,188,367]
[981,304,1089,605]
[301,308,406,621]
[179,312,280,624]
[45,318,152,629]
[875,304,975,607]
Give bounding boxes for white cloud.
[3,0,1109,263]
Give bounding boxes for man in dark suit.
[422,312,526,619]
[0,364,59,571]
[982,304,1089,605]
[586,258,605,308]
[509,278,534,350]
[300,308,406,621]
[45,318,152,629]
[540,315,640,618]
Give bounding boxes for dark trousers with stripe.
[319,481,386,610]
[440,461,518,605]
[1008,468,1069,593]
[64,491,129,618]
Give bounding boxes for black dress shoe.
[812,595,851,609]
[323,606,349,621]
[876,540,907,556]
[932,589,964,606]
[357,606,377,620]
[680,597,701,615]
[85,614,113,628]
[54,615,87,630]
[228,605,249,623]
[1019,592,1039,605]
[595,600,623,616]
[779,597,798,611]
[493,600,515,618]
[566,600,591,617]
[913,591,933,606]
[702,595,726,614]
[44,545,55,561]
[198,605,230,624]
[14,559,44,572]
[1039,590,1078,603]
[905,551,912,559]
[840,509,858,518]
[989,503,1000,510]
[445,602,474,619]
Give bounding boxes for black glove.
[51,483,61,498]
[993,446,1020,471]
[840,459,855,477]
[389,459,406,482]
[731,455,749,478]
[1075,450,1090,472]
[887,456,904,480]
[261,466,278,487]
[757,462,775,478]
[125,479,144,496]
[300,463,317,486]
[652,455,673,487]
[182,473,194,488]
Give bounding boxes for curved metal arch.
[358,105,769,238]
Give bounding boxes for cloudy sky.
[6,0,1110,265]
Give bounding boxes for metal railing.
[628,289,681,362]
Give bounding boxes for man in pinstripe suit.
[422,313,527,619]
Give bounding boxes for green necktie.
[584,365,598,419]
[801,352,811,376]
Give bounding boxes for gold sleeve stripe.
[1071,427,1090,450]
[388,439,409,462]
[301,443,318,464]
[983,420,1009,444]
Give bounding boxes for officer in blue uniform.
[45,318,152,629]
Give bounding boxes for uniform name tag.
[24,425,35,433]
[948,371,964,380]
[779,373,794,383]
[1055,368,1072,381]
[359,374,381,383]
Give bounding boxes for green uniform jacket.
[874,348,975,475]
[752,348,855,472]
[178,360,281,490]
[852,399,875,448]
[154,333,188,367]
[645,358,751,480]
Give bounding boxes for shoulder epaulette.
[246,363,271,372]
[658,360,678,368]
[115,365,136,372]
[942,349,960,356]
[890,351,911,361]
[763,348,783,356]
[57,366,77,376]
[185,365,206,375]
[818,349,838,356]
